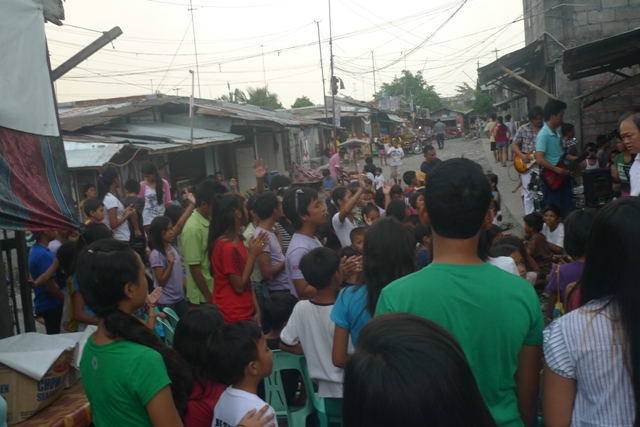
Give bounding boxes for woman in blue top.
[331,217,416,367]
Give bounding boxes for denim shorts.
[496,142,509,149]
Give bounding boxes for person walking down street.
[512,106,543,215]
[491,116,511,168]
[505,114,517,161]
[485,114,498,163]
[535,100,575,216]
[434,119,446,150]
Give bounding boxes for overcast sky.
[46,0,526,107]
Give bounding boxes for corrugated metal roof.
[64,141,124,169]
[195,101,317,127]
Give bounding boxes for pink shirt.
[329,153,341,178]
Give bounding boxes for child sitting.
[83,198,105,225]
[281,247,351,399]
[415,224,431,270]
[541,203,564,254]
[491,245,527,280]
[212,321,278,427]
[524,212,553,284]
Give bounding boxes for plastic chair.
[162,307,179,329]
[265,351,316,427]
[156,317,175,347]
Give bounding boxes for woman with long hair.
[343,313,497,427]
[97,166,135,242]
[491,116,511,167]
[331,217,416,367]
[139,161,172,235]
[543,197,640,426]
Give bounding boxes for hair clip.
[88,249,94,254]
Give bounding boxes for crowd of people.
[22,108,640,427]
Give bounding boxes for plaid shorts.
[390,165,403,179]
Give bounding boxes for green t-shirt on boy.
[81,338,171,427]
[375,263,543,427]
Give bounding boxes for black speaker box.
[582,168,613,207]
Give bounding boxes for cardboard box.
[0,349,72,425]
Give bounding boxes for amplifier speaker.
[582,168,613,207]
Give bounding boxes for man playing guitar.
[512,106,544,214]
[535,100,577,216]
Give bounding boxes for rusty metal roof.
[195,101,318,127]
[59,95,181,132]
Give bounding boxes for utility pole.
[315,20,329,125]
[493,48,499,59]
[51,26,123,81]
[329,0,336,138]
[261,45,267,87]
[371,51,376,93]
[189,0,201,98]
[189,70,195,144]
[477,60,480,69]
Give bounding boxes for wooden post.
[499,65,557,101]
[0,245,13,338]
[15,232,36,332]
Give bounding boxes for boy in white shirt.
[212,321,278,427]
[386,140,405,185]
[280,247,353,400]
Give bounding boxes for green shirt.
[182,210,213,304]
[375,263,543,427]
[80,338,171,427]
[536,123,564,166]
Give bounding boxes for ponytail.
[97,167,120,201]
[206,193,242,268]
[76,240,191,417]
[140,161,164,205]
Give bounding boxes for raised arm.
[338,175,365,223]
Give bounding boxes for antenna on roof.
[188,0,201,98]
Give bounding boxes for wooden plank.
[499,65,557,100]
[577,73,640,109]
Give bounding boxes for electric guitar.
[514,152,537,173]
[541,143,602,190]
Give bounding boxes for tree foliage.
[220,87,247,103]
[374,70,442,112]
[455,82,475,98]
[291,96,314,108]
[472,90,494,116]
[220,86,283,110]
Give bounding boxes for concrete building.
[479,0,640,142]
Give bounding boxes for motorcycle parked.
[411,135,432,154]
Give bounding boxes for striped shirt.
[513,122,538,154]
[544,299,635,427]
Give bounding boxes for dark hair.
[486,173,498,189]
[282,187,320,231]
[386,200,407,222]
[349,227,366,242]
[76,239,191,416]
[263,293,298,332]
[211,321,264,386]
[409,189,425,210]
[375,167,382,174]
[206,193,245,265]
[82,183,95,196]
[389,185,403,198]
[403,171,416,186]
[357,218,415,316]
[245,194,259,223]
[543,203,563,219]
[76,223,113,254]
[343,313,496,427]
[269,175,292,192]
[361,204,379,219]
[496,116,506,131]
[255,192,280,221]
[489,198,500,213]
[347,181,360,195]
[561,122,575,136]
[579,198,640,422]
[425,158,491,239]
[164,204,185,226]
[195,179,227,208]
[140,161,164,205]
[148,216,173,258]
[505,114,512,121]
[97,166,120,201]
[55,241,78,286]
[543,100,568,121]
[364,178,373,186]
[341,246,360,259]
[403,214,420,227]
[490,113,497,120]
[422,144,435,155]
[528,106,543,120]
[490,244,519,259]
[414,223,431,245]
[329,186,350,219]
[584,142,597,151]
[523,212,544,232]
[124,179,140,195]
[494,236,529,271]
[563,208,597,259]
[374,190,386,209]
[83,198,104,218]
[299,247,340,290]
[173,305,225,396]
[322,168,331,176]
[365,157,374,164]
[477,224,503,262]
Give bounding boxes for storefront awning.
[386,114,405,123]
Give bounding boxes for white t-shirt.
[103,192,130,241]
[505,121,517,140]
[373,174,385,190]
[286,233,323,298]
[280,300,353,398]
[542,223,565,249]
[487,256,519,276]
[387,147,404,167]
[332,213,359,247]
[213,387,278,427]
[142,186,165,226]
